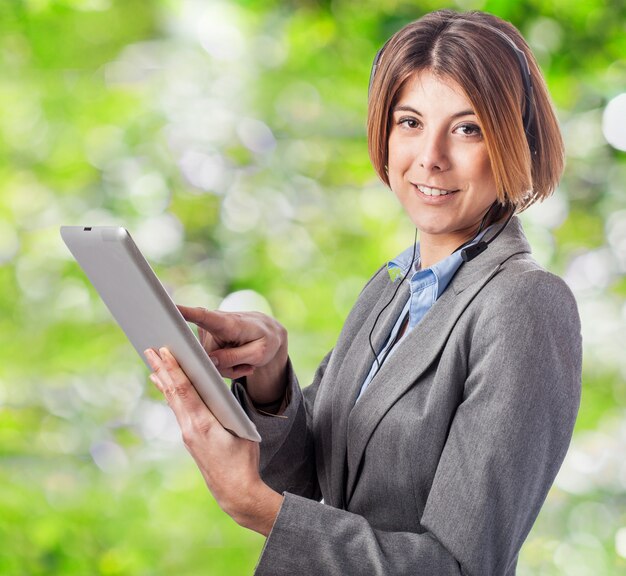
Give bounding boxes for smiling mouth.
[416,184,459,197]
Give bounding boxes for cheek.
[472,150,496,185]
[387,162,406,196]
[459,148,497,200]
[386,138,411,183]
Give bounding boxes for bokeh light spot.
[0,220,20,263]
[219,289,272,315]
[602,93,626,151]
[616,527,626,559]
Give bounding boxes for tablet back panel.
[61,226,261,442]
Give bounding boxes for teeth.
[418,185,452,196]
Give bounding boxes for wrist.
[246,344,290,406]
[231,481,283,536]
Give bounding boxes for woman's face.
[387,69,498,251]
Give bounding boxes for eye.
[455,123,482,137]
[396,116,421,130]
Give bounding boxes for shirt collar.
[387,227,491,298]
[387,245,462,298]
[387,244,419,282]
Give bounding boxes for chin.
[413,219,477,243]
[411,217,454,235]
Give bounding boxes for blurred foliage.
[0,0,625,574]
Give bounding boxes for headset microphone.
[460,209,516,262]
[461,241,488,262]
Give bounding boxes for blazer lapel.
[343,217,531,503]
[324,277,410,508]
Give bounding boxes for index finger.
[178,305,227,333]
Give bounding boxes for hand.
[178,306,289,406]
[144,346,283,536]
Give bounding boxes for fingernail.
[209,355,219,367]
[159,347,170,358]
[149,373,161,385]
[144,349,156,362]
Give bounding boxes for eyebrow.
[393,105,476,119]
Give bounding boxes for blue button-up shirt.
[355,244,465,403]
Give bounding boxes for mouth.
[415,184,459,197]
[415,184,458,196]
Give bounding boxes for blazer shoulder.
[473,256,581,349]
[359,263,389,295]
[489,255,578,312]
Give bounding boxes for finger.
[210,339,268,370]
[145,348,166,392]
[198,326,218,353]
[149,372,164,393]
[145,348,218,424]
[157,348,228,447]
[178,306,215,346]
[144,347,162,366]
[178,306,229,334]
[145,348,179,395]
[219,364,256,379]
[159,348,211,408]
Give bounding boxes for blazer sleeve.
[232,351,332,500]
[252,269,582,576]
[231,265,387,499]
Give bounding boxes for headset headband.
[368,22,536,153]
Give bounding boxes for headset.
[366,19,537,373]
[368,19,537,264]
[369,23,536,153]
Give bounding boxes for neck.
[419,232,475,269]
[419,208,513,269]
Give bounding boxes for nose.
[418,130,450,172]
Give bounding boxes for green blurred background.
[1,0,625,574]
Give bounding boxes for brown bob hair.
[367,10,564,212]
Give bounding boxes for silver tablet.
[60,226,261,442]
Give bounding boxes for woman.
[145,9,581,576]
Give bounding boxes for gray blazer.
[234,217,582,576]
